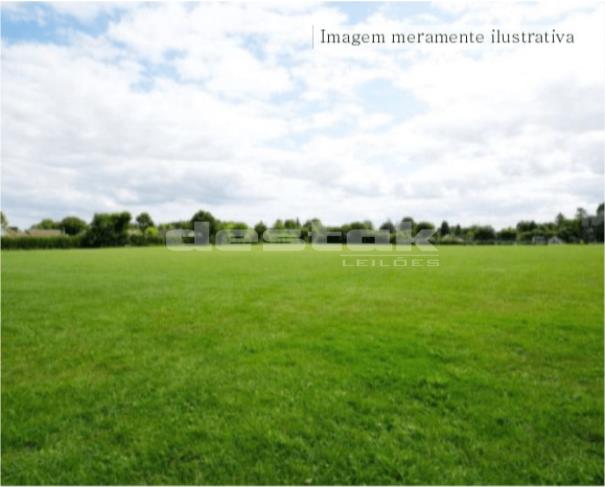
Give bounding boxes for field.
[1,245,603,485]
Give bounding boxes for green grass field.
[1,245,603,485]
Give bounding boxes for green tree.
[472,225,496,242]
[575,207,588,221]
[379,220,395,233]
[1,211,7,231]
[555,213,566,228]
[497,227,517,241]
[302,218,322,229]
[439,221,450,236]
[190,210,219,236]
[516,220,537,233]
[557,222,577,242]
[301,218,322,242]
[595,203,604,242]
[574,208,590,242]
[348,221,373,230]
[136,212,155,234]
[60,216,88,236]
[399,217,415,232]
[218,221,248,230]
[254,221,267,239]
[32,218,59,230]
[82,212,131,247]
[415,221,435,232]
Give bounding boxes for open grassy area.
[1,245,603,484]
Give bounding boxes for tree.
[32,218,59,230]
[301,218,322,242]
[303,218,322,229]
[575,207,588,221]
[218,221,248,231]
[82,212,131,247]
[1,212,7,231]
[302,217,322,239]
[516,220,537,233]
[574,207,590,242]
[439,221,450,236]
[254,221,267,238]
[348,221,373,230]
[190,210,219,236]
[284,219,299,229]
[595,203,604,242]
[497,227,517,241]
[557,221,578,242]
[60,216,87,236]
[555,213,566,228]
[273,219,285,230]
[379,220,395,233]
[399,216,415,232]
[136,212,155,234]
[537,222,556,238]
[473,225,496,242]
[415,221,435,232]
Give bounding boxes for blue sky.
[1,2,603,229]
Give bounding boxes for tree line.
[1,203,603,250]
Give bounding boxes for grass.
[1,245,603,485]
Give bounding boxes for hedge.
[127,234,164,246]
[1,235,83,250]
[1,233,166,250]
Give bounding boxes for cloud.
[1,2,48,25]
[53,2,135,22]
[1,2,603,230]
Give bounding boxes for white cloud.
[1,2,603,230]
[49,2,135,23]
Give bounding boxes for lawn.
[1,245,603,484]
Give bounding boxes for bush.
[1,235,82,250]
[60,216,88,236]
[439,234,465,245]
[82,212,131,247]
[472,225,496,242]
[1,233,164,250]
[127,233,164,246]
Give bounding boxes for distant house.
[548,236,564,245]
[25,229,63,237]
[2,226,22,237]
[2,228,64,238]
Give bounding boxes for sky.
[1,1,604,230]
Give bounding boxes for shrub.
[127,233,164,246]
[82,212,131,247]
[1,235,82,250]
[60,216,88,236]
[439,234,465,245]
